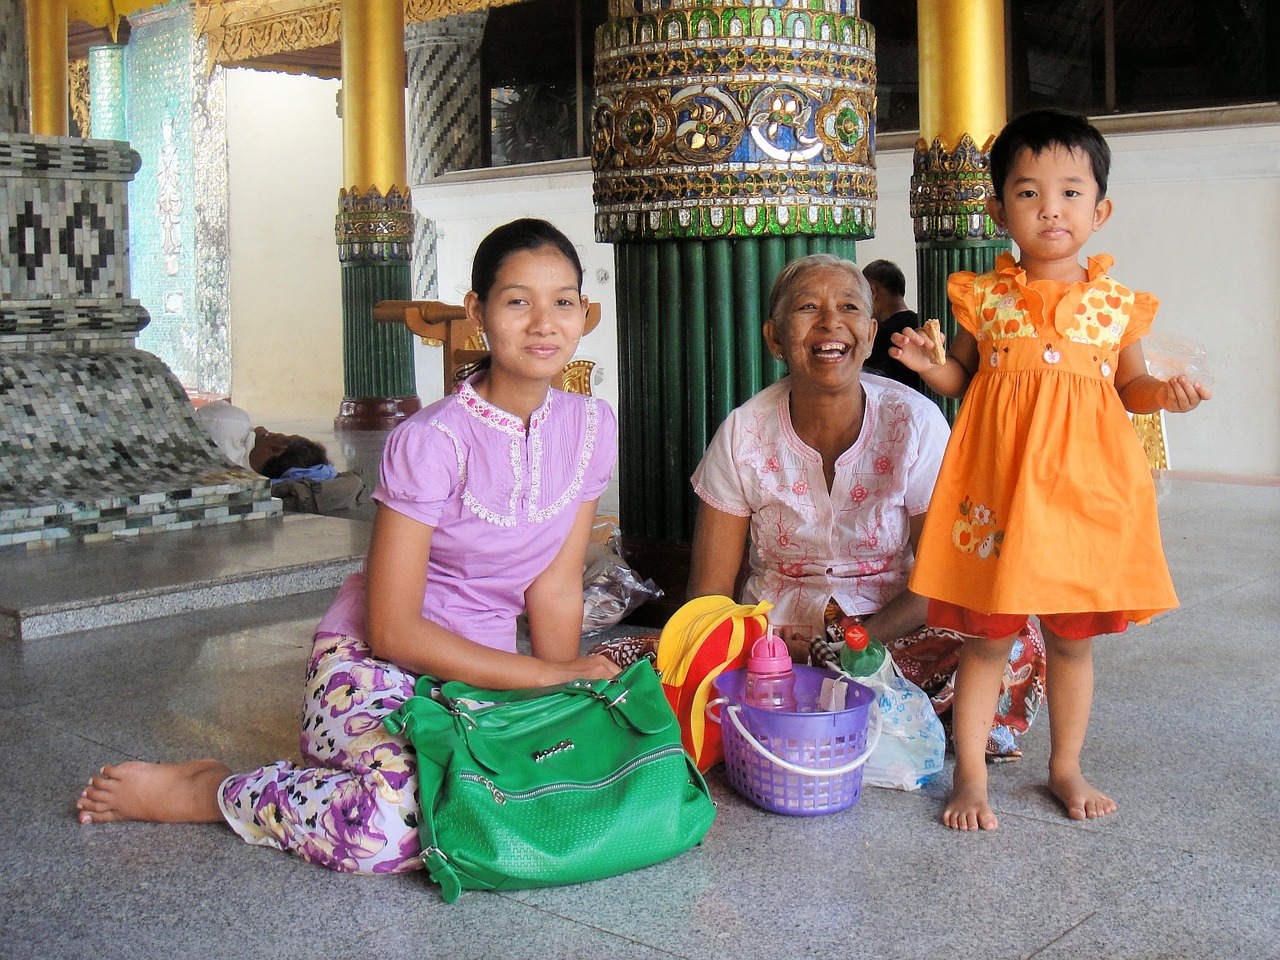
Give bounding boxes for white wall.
[858,122,1280,479]
[225,68,345,421]
[228,97,1276,479]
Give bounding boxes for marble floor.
[1,474,1276,960]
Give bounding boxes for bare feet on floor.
[1049,768,1117,821]
[942,772,999,831]
[76,759,232,825]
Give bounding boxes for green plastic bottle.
[839,622,886,678]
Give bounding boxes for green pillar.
[594,2,876,606]
[334,0,419,430]
[334,186,419,428]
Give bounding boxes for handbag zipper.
[458,745,684,804]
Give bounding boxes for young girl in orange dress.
[890,110,1212,832]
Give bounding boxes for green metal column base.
[916,238,1010,422]
[335,260,420,430]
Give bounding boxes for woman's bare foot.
[76,759,231,825]
[943,770,999,831]
[1049,768,1117,821]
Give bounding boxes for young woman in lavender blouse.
[76,219,620,873]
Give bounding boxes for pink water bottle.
[743,634,798,712]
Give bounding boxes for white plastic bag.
[843,657,946,791]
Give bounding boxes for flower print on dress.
[316,776,392,872]
[373,823,423,874]
[765,454,782,473]
[791,479,809,496]
[951,495,1005,559]
[353,739,414,794]
[850,482,868,504]
[321,670,369,718]
[874,456,892,475]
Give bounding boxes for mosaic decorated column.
[404,11,487,302]
[24,0,67,135]
[594,0,877,587]
[1,0,31,134]
[334,0,419,430]
[88,44,127,140]
[910,0,1009,421]
[0,134,279,551]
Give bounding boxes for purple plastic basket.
[711,665,877,816]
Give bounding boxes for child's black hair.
[989,109,1111,201]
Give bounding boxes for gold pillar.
[912,0,1009,421]
[916,0,1005,148]
[334,0,418,431]
[26,0,69,136]
[341,0,408,194]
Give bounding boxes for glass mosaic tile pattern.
[1,132,279,550]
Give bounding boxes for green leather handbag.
[382,659,716,903]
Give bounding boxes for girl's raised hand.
[1158,374,1212,413]
[889,327,944,372]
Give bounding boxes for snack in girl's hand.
[923,318,947,364]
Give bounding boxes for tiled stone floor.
[1,465,1276,960]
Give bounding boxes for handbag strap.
[383,696,466,902]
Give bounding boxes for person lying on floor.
[194,399,330,479]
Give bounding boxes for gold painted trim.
[193,0,523,71]
[1130,412,1169,471]
[69,57,91,137]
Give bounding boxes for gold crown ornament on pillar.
[909,133,1005,243]
[335,185,414,262]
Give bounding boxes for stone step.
[0,513,370,641]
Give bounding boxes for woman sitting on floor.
[75,218,619,873]
[686,254,1045,757]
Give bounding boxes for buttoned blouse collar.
[457,377,553,435]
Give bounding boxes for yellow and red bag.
[655,596,773,772]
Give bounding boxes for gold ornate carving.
[557,359,596,397]
[69,58,91,138]
[195,1,341,71]
[335,185,413,261]
[909,133,1004,243]
[193,0,523,69]
[1129,412,1169,471]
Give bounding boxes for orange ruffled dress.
[910,253,1178,622]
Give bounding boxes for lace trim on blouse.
[454,388,599,528]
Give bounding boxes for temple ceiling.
[67,0,521,77]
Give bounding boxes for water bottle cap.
[843,622,870,650]
[747,634,793,674]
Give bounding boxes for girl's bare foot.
[76,759,231,824]
[942,771,999,831]
[1049,768,1117,821]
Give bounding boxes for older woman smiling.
[686,254,1045,759]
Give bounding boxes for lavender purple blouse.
[316,379,618,651]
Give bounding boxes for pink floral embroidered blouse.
[692,374,949,633]
[317,379,617,651]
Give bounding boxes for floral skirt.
[216,633,423,874]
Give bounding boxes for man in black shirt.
[862,258,924,394]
